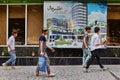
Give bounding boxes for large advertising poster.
[44,1,86,48]
[44,1,107,48]
[88,3,107,48]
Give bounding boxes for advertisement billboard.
[44,1,107,48]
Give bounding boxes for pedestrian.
[84,27,108,72]
[35,28,55,77]
[82,26,92,67]
[2,31,18,69]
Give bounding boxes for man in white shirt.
[84,27,107,72]
[2,31,17,69]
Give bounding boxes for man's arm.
[83,37,88,48]
[7,37,14,51]
[40,41,44,56]
[46,44,55,52]
[8,45,14,51]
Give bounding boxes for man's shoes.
[83,68,88,73]
[101,67,109,71]
[11,66,16,69]
[47,72,55,77]
[82,65,86,68]
[35,72,39,77]
[2,63,7,69]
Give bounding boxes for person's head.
[94,27,100,34]
[12,32,18,38]
[85,26,91,33]
[42,28,48,35]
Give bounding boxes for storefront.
[0,0,120,65]
[0,2,43,46]
[108,3,120,46]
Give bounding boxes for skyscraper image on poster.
[44,1,87,48]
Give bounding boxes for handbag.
[38,57,46,72]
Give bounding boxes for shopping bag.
[38,57,46,72]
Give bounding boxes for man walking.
[2,31,17,69]
[35,28,55,77]
[82,26,92,67]
[84,27,107,72]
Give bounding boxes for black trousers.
[86,49,104,69]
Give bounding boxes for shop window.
[107,5,120,46]
[9,5,25,45]
[27,5,43,45]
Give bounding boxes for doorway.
[107,5,120,46]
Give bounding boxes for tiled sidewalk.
[0,65,119,80]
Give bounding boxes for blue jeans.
[82,48,91,66]
[5,51,16,66]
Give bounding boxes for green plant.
[3,47,8,56]
[111,48,120,57]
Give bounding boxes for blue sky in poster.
[88,3,107,15]
[88,3,107,24]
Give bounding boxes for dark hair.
[85,26,91,31]
[94,27,100,33]
[12,31,17,35]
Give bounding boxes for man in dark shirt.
[82,27,92,67]
[36,29,55,77]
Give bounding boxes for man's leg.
[44,53,55,77]
[82,49,87,67]
[2,51,14,69]
[94,49,104,68]
[84,50,92,66]
[85,51,95,72]
[35,61,40,76]
[11,52,16,69]
[4,51,15,65]
[44,53,51,74]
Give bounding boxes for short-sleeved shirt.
[90,33,101,51]
[7,36,15,52]
[39,35,47,53]
[82,32,90,49]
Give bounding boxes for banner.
[44,1,107,48]
[88,3,107,48]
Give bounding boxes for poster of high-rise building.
[44,1,107,48]
[44,1,86,48]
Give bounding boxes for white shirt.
[90,33,103,51]
[7,36,15,52]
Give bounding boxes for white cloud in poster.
[88,11,107,24]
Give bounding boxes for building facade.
[0,0,120,65]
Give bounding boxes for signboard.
[44,1,107,48]
[44,1,87,48]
